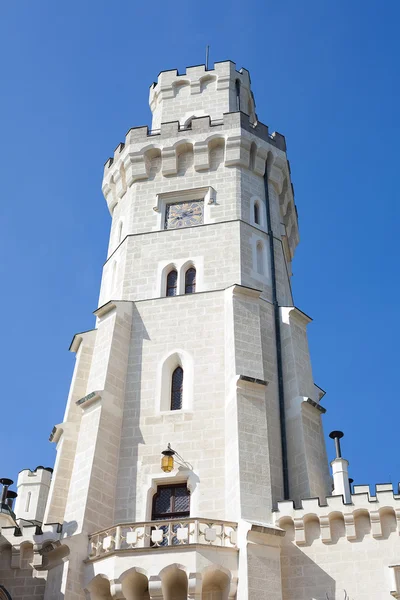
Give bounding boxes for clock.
[165,200,204,230]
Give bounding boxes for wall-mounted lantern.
[161,444,176,473]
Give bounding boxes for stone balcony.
[85,518,239,599]
[88,517,238,559]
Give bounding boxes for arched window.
[0,586,12,600]
[171,366,183,410]
[185,267,196,294]
[256,242,264,275]
[254,202,260,225]
[235,79,241,111]
[166,269,178,297]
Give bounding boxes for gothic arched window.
[166,269,178,297]
[171,366,183,410]
[185,267,196,294]
[254,202,260,225]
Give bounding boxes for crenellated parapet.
[149,60,256,129]
[102,111,299,259]
[0,522,62,570]
[273,482,400,545]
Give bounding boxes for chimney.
[6,490,17,511]
[0,478,14,506]
[329,431,352,504]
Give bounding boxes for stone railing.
[88,518,238,559]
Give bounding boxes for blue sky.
[1,1,399,493]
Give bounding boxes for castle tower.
[8,60,400,600]
[36,60,331,599]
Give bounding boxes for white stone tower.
[44,59,331,598]
[3,60,398,600]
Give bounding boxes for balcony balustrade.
[88,518,238,559]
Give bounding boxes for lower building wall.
[280,516,399,600]
[0,547,46,600]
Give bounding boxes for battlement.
[149,60,256,129]
[0,522,61,570]
[273,483,400,545]
[101,111,299,259]
[17,467,52,487]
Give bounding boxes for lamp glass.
[161,455,174,473]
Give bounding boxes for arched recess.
[144,147,162,180]
[256,241,264,275]
[250,196,265,229]
[176,142,194,175]
[178,260,197,294]
[328,511,346,543]
[277,516,295,542]
[117,220,124,244]
[202,566,231,600]
[120,567,150,600]
[249,142,257,171]
[173,80,190,98]
[354,509,371,541]
[160,263,178,297]
[208,137,225,171]
[0,586,12,600]
[158,350,194,412]
[199,75,217,93]
[303,514,321,545]
[160,564,188,600]
[85,574,113,600]
[379,506,397,538]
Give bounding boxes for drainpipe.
[264,165,289,500]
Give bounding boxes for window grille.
[166,270,178,297]
[171,366,183,410]
[185,268,196,294]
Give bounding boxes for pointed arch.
[120,567,150,600]
[158,350,194,412]
[159,564,188,600]
[85,574,112,600]
[202,566,231,600]
[184,267,196,294]
[166,268,178,297]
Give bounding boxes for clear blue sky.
[1,1,399,494]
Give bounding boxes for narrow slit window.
[185,267,196,294]
[235,79,241,111]
[171,366,183,410]
[166,270,178,297]
[256,242,264,275]
[254,202,260,225]
[25,492,31,512]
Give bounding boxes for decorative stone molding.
[274,483,400,545]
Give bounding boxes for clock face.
[165,200,204,230]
